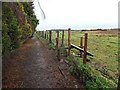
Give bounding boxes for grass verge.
[70,57,118,88]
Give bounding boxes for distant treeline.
[2,2,39,55]
[44,29,108,31]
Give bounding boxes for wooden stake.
[43,31,45,38]
[57,31,59,38]
[68,28,71,56]
[49,31,52,43]
[46,31,47,39]
[83,33,88,64]
[61,30,64,47]
[47,31,48,39]
[56,38,60,61]
[45,31,46,39]
[39,31,41,36]
[80,37,83,58]
[42,31,44,38]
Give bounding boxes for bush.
[2,2,39,55]
[48,43,56,49]
[2,3,22,54]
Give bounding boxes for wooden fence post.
[44,31,45,38]
[42,31,44,38]
[68,28,71,56]
[43,31,44,38]
[61,30,64,47]
[56,38,60,61]
[80,37,83,58]
[45,31,46,39]
[49,31,52,43]
[47,31,48,40]
[39,31,41,36]
[83,33,88,64]
[46,31,47,39]
[57,31,59,38]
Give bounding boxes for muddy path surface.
[2,36,83,88]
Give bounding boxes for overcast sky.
[33,0,119,31]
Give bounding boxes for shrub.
[48,43,56,49]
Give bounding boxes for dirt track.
[2,36,83,88]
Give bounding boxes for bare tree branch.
[37,0,46,19]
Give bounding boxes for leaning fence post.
[56,38,60,61]
[68,28,71,56]
[83,33,88,64]
[61,30,64,47]
[80,37,83,58]
[49,31,52,43]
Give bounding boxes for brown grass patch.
[89,34,117,37]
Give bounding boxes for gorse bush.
[2,2,39,55]
[22,2,39,32]
[2,3,22,54]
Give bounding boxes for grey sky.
[33,0,119,31]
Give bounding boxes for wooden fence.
[37,28,93,64]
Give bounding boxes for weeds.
[60,49,66,54]
[66,56,72,61]
[48,43,56,49]
[69,57,118,88]
[35,33,44,39]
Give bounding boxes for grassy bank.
[70,56,118,88]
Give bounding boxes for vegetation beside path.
[2,2,39,55]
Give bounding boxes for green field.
[51,29,118,79]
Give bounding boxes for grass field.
[51,29,118,80]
